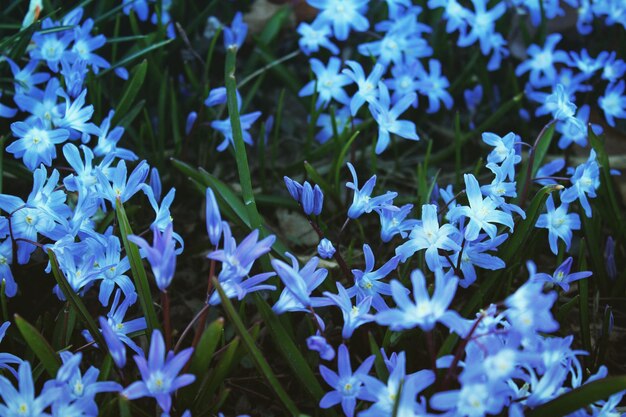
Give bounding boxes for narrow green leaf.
[527,376,626,417]
[225,47,264,235]
[530,122,556,177]
[189,317,223,376]
[333,130,361,191]
[48,249,107,352]
[170,159,291,261]
[215,279,300,415]
[15,314,61,377]
[255,295,330,405]
[257,6,291,45]
[98,38,173,76]
[556,295,580,323]
[578,239,591,353]
[115,199,160,337]
[193,337,240,413]
[368,332,389,381]
[112,60,148,126]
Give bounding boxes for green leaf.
[179,317,224,406]
[115,199,160,337]
[48,249,107,352]
[193,337,240,413]
[98,38,173,76]
[527,376,626,417]
[112,60,147,126]
[189,317,224,376]
[225,47,264,236]
[332,130,360,191]
[170,159,290,261]
[15,315,61,377]
[530,122,556,177]
[255,295,330,406]
[214,279,300,415]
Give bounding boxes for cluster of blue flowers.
[0,0,623,416]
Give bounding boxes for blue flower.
[129,224,177,292]
[297,21,339,55]
[307,334,335,361]
[396,204,461,271]
[599,80,626,127]
[319,344,375,417]
[431,381,509,417]
[569,49,609,79]
[0,361,58,416]
[561,150,600,218]
[324,282,374,339]
[208,225,275,283]
[375,203,418,242]
[299,57,352,109]
[123,330,195,414]
[536,194,581,255]
[96,160,149,205]
[342,61,386,116]
[556,105,602,149]
[52,351,121,414]
[211,110,261,152]
[515,34,569,87]
[346,163,398,218]
[504,267,559,336]
[283,177,324,216]
[205,187,223,246]
[602,52,626,82]
[446,233,507,288]
[14,78,63,128]
[272,253,330,314]
[61,58,89,98]
[417,59,454,113]
[123,0,150,20]
[0,167,70,264]
[361,352,434,416]
[533,257,591,292]
[56,89,101,142]
[317,238,336,259]
[223,12,247,49]
[88,234,136,306]
[5,57,50,95]
[544,84,579,123]
[448,174,514,241]
[91,291,146,367]
[69,18,110,73]
[315,106,359,144]
[368,82,419,153]
[481,132,519,165]
[8,119,69,170]
[0,239,17,297]
[93,110,137,161]
[376,268,466,333]
[30,21,73,72]
[308,0,370,41]
[456,0,506,56]
[0,92,16,119]
[347,244,399,312]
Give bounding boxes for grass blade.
[112,59,148,126]
[527,376,626,417]
[115,199,160,337]
[15,314,61,377]
[214,278,300,415]
[48,249,107,352]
